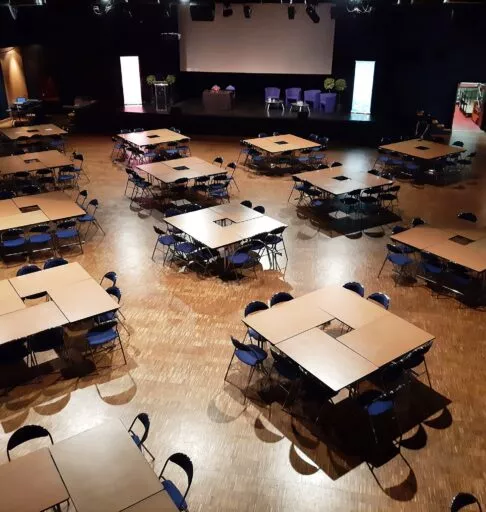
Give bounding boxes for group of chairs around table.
[226,283,433,448]
[0,132,67,157]
[0,189,103,263]
[239,132,329,172]
[374,137,476,184]
[0,151,89,198]
[379,213,483,303]
[0,265,128,386]
[4,415,194,511]
[111,127,191,166]
[152,200,287,279]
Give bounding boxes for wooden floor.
[0,124,486,511]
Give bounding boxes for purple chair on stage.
[320,92,337,113]
[285,88,301,105]
[304,90,321,109]
[264,87,281,102]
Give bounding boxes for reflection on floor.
[0,121,485,510]
[452,105,482,132]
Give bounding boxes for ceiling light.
[288,4,295,19]
[306,4,319,22]
[243,4,252,18]
[223,1,233,16]
[346,0,373,14]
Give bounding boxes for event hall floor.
[0,124,485,511]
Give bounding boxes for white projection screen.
[179,4,335,75]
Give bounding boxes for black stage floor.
[116,98,382,144]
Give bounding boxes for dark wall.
[0,70,7,119]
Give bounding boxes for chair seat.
[310,199,325,208]
[162,479,187,510]
[274,359,300,380]
[235,348,262,366]
[388,254,413,266]
[175,242,196,254]
[422,263,442,274]
[56,229,78,239]
[2,238,26,248]
[30,233,52,244]
[248,328,265,342]
[248,344,267,360]
[58,174,75,181]
[96,311,116,323]
[130,431,142,447]
[87,327,118,346]
[229,252,251,265]
[265,235,282,245]
[78,214,94,222]
[379,193,397,201]
[158,235,176,246]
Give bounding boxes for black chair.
[343,281,365,297]
[128,412,155,461]
[253,205,265,214]
[244,301,268,345]
[330,161,342,167]
[44,257,68,269]
[411,217,426,227]
[100,271,117,287]
[7,425,53,461]
[158,452,194,511]
[29,328,66,368]
[450,493,482,512]
[270,292,294,307]
[400,340,433,387]
[457,211,477,223]
[240,200,252,208]
[213,156,224,167]
[1,228,28,261]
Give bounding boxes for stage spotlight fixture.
[305,3,319,23]
[243,4,252,18]
[346,0,373,14]
[288,3,295,19]
[222,1,233,16]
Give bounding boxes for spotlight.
[305,4,319,23]
[288,4,295,19]
[243,5,252,18]
[223,1,233,16]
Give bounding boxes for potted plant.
[321,77,337,113]
[335,78,347,112]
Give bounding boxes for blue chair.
[225,162,239,191]
[378,184,400,211]
[450,493,482,512]
[457,211,477,223]
[152,225,177,265]
[158,453,193,511]
[400,340,433,388]
[78,199,105,239]
[378,243,413,281]
[303,89,321,109]
[72,152,90,183]
[173,240,198,265]
[285,87,301,105]
[264,87,280,102]
[267,347,303,411]
[85,320,127,369]
[16,265,47,300]
[44,257,68,269]
[48,134,65,152]
[367,292,390,310]
[213,156,224,167]
[417,252,444,288]
[29,224,54,257]
[57,166,79,191]
[270,292,294,307]
[55,220,83,253]
[128,413,155,461]
[208,180,231,203]
[100,271,117,287]
[1,228,28,261]
[7,425,53,461]
[262,226,288,270]
[244,301,268,344]
[224,335,267,403]
[343,281,365,297]
[0,190,15,199]
[288,176,307,203]
[76,189,88,206]
[228,242,261,281]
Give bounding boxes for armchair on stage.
[263,87,337,113]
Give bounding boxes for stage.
[114,97,385,145]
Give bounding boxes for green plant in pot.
[323,77,335,92]
[146,75,156,86]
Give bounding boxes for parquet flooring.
[0,123,485,511]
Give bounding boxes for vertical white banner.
[351,60,375,115]
[120,56,142,106]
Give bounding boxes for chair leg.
[118,336,128,365]
[151,240,159,261]
[423,360,433,388]
[243,366,256,404]
[223,352,236,382]
[377,255,388,277]
[287,186,296,202]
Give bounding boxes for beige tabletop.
[12,191,85,221]
[0,301,68,346]
[0,209,50,231]
[0,279,25,316]
[278,328,378,391]
[233,215,287,239]
[162,156,207,169]
[0,199,21,217]
[138,160,224,184]
[211,204,263,223]
[452,227,486,242]
[0,151,70,175]
[468,237,486,253]
[9,262,92,298]
[337,314,434,366]
[379,138,465,160]
[0,124,67,140]
[299,168,343,181]
[49,278,119,323]
[164,208,224,233]
[244,134,320,154]
[0,448,69,512]
[50,420,163,512]
[118,128,188,148]
[390,226,456,250]
[427,240,486,273]
[306,285,390,329]
[121,492,177,511]
[243,296,334,344]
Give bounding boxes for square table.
[0,209,50,231]
[162,156,207,169]
[48,278,120,323]
[211,204,263,223]
[50,420,163,512]
[137,158,224,184]
[118,128,188,148]
[121,492,177,511]
[426,240,486,273]
[9,262,92,299]
[0,124,67,140]
[0,301,68,346]
[242,296,334,344]
[278,328,378,391]
[20,150,72,169]
[379,138,465,160]
[0,279,25,316]
[0,448,69,512]
[12,191,86,221]
[243,134,320,154]
[390,226,456,251]
[337,314,434,366]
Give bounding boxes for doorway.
[452,82,485,132]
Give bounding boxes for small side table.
[290,101,310,114]
[265,99,285,113]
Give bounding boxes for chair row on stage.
[264,87,337,112]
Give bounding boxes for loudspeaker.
[297,111,309,121]
[190,3,215,21]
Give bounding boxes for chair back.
[30,224,50,234]
[244,300,268,317]
[457,212,477,223]
[270,292,294,307]
[159,452,194,506]
[226,162,237,171]
[169,126,181,133]
[7,425,53,461]
[153,225,165,236]
[240,200,252,208]
[253,205,265,214]
[316,164,329,170]
[367,292,390,310]
[165,208,181,217]
[264,87,280,101]
[16,264,41,277]
[1,228,24,242]
[44,257,68,269]
[386,243,403,254]
[213,156,224,166]
[343,281,365,297]
[76,190,88,204]
[128,412,150,446]
[0,190,15,199]
[86,199,99,212]
[285,87,301,100]
[57,219,77,229]
[21,185,41,195]
[391,225,407,234]
[100,271,117,287]
[450,493,482,512]
[330,162,342,167]
[257,133,268,138]
[452,141,464,147]
[411,217,426,227]
[106,285,122,302]
[269,226,286,236]
[88,319,118,334]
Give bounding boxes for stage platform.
[114,98,385,145]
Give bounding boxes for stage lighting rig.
[346,0,373,14]
[222,1,233,16]
[305,0,319,22]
